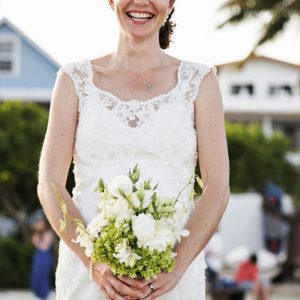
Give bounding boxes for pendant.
[146,82,153,93]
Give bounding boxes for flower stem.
[172,174,194,208]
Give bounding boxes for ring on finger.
[149,283,155,292]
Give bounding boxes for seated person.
[235,253,270,300]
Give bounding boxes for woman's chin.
[126,29,157,41]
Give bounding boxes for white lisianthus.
[131,192,141,209]
[101,197,134,221]
[113,239,141,267]
[107,175,133,197]
[87,214,108,238]
[160,196,175,207]
[132,213,155,246]
[142,190,154,209]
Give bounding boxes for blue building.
[0,17,60,110]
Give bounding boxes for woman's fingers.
[105,283,127,300]
[109,275,146,298]
[99,285,113,300]
[117,275,156,289]
[139,276,157,287]
[142,284,169,300]
[117,275,145,289]
[141,279,168,300]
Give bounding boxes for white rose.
[87,214,108,238]
[132,213,155,243]
[107,175,133,197]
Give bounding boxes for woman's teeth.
[127,12,154,21]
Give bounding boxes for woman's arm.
[37,71,148,300]
[143,69,230,300]
[37,70,90,267]
[174,69,230,274]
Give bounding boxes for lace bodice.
[55,58,217,300]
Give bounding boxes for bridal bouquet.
[51,164,203,279]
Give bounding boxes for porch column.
[262,115,273,137]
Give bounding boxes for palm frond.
[255,12,290,47]
[217,10,246,29]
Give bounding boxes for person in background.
[204,227,224,290]
[235,253,270,300]
[30,212,55,300]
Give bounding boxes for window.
[231,84,255,96]
[0,34,20,76]
[269,85,293,96]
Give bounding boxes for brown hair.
[159,4,176,49]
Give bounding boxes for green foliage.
[0,237,33,288]
[226,122,300,200]
[0,100,75,241]
[0,100,48,214]
[195,121,300,203]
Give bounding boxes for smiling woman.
[37,0,230,299]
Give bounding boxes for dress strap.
[57,59,91,112]
[179,60,217,104]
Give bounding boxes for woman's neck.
[111,33,166,73]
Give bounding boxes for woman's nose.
[133,0,150,5]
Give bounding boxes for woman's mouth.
[126,11,155,24]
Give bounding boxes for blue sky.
[1,0,299,66]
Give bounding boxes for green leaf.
[59,219,66,232]
[195,175,203,190]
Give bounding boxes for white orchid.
[72,226,94,257]
[149,219,176,252]
[113,239,141,267]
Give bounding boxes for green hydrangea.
[91,223,174,279]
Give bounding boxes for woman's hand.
[141,266,183,300]
[91,262,154,300]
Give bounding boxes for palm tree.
[217,0,300,66]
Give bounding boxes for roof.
[215,54,300,70]
[0,17,60,68]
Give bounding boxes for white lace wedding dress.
[55,58,217,299]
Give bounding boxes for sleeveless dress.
[30,234,54,299]
[55,58,217,300]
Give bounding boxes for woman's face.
[108,0,174,39]
[33,219,46,232]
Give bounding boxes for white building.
[216,55,300,148]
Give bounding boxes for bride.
[37,0,230,299]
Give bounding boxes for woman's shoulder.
[57,58,90,77]
[182,59,218,76]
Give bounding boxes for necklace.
[111,52,166,94]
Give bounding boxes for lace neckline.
[84,58,185,105]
